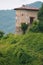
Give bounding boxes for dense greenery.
[21,23,28,34]
[0,33,43,65]
[29,20,39,32]
[38,3,43,32]
[0,31,4,39]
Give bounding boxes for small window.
[22,14,23,16]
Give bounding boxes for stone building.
[15,5,39,34]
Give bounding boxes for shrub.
[0,31,4,39]
[19,52,32,64]
[29,20,39,32]
[0,52,3,57]
[21,23,29,34]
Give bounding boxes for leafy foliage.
[29,20,39,32]
[21,23,28,34]
[0,31,4,39]
[0,33,43,65]
[38,3,43,32]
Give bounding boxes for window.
[22,14,23,16]
[30,17,35,24]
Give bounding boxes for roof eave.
[14,8,39,11]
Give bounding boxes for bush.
[21,23,29,34]
[19,52,32,64]
[0,52,3,57]
[0,31,4,39]
[29,20,39,32]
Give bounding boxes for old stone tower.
[15,5,39,34]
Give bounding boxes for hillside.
[0,33,43,65]
[0,10,16,34]
[26,1,43,8]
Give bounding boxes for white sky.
[0,0,43,10]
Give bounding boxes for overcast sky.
[0,0,43,10]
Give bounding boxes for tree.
[21,23,28,34]
[0,31,4,39]
[38,3,43,32]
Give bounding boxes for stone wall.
[16,10,38,34]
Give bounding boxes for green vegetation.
[0,31,4,39]
[29,20,39,32]
[21,23,28,34]
[0,33,43,65]
[38,3,43,32]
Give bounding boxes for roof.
[14,5,39,11]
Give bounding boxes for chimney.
[22,5,25,7]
